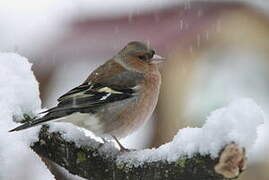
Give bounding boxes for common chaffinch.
[10,41,164,149]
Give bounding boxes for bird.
[9,41,164,150]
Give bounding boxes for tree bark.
[31,125,245,180]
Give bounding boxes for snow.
[117,99,265,166]
[47,122,121,159]
[249,116,269,161]
[184,50,269,162]
[0,53,54,180]
[48,122,113,150]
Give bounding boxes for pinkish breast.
[112,71,161,138]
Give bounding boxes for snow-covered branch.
[29,98,262,180]
[1,53,264,180]
[31,125,246,180]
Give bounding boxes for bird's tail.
[9,116,53,132]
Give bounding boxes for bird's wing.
[45,70,144,115]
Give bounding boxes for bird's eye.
[138,55,147,61]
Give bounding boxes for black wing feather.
[44,81,135,115]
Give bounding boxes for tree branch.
[30,125,246,180]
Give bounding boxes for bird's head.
[115,41,165,72]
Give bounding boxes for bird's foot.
[111,135,134,153]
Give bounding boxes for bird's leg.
[97,137,111,150]
[102,137,108,144]
[112,135,129,152]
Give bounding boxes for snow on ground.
[117,99,265,167]
[0,53,54,180]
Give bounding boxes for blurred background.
[2,0,269,179]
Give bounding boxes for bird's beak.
[151,54,165,64]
